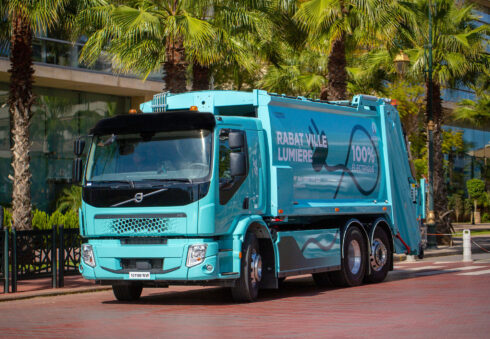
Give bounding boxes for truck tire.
[231,232,261,302]
[112,282,143,301]
[329,226,367,287]
[365,227,391,283]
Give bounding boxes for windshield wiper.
[111,187,168,207]
[88,180,134,188]
[142,178,193,184]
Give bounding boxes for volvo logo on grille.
[134,192,144,203]
[111,188,168,207]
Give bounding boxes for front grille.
[110,217,169,234]
[94,214,186,236]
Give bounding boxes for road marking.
[433,261,453,264]
[457,269,490,276]
[403,265,444,271]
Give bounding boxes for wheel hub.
[347,240,362,275]
[371,238,387,271]
[250,250,262,285]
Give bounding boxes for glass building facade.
[0,83,130,211]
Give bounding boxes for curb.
[0,286,111,303]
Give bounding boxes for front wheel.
[112,282,143,301]
[365,227,392,283]
[231,232,262,302]
[329,225,367,287]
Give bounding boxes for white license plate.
[129,272,151,280]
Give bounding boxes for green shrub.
[467,179,486,205]
[32,209,49,230]
[2,208,79,230]
[482,213,490,223]
[64,209,79,229]
[2,207,12,230]
[48,210,65,229]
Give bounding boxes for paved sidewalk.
[0,275,110,302]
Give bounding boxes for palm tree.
[56,185,82,213]
[79,0,278,92]
[453,93,490,128]
[294,0,400,100]
[0,0,67,230]
[258,47,327,97]
[400,0,488,231]
[78,0,217,93]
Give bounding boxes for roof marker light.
[190,106,198,111]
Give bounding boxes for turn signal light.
[190,106,198,111]
[335,208,340,212]
[129,109,138,114]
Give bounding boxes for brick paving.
[0,256,489,338]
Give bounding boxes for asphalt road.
[1,253,489,338]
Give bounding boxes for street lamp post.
[426,0,437,248]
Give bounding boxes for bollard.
[463,229,472,262]
[406,255,416,262]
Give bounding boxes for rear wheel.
[329,226,367,287]
[112,282,143,301]
[231,232,262,302]
[365,227,392,283]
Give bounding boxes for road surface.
[1,253,489,338]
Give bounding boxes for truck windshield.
[85,129,212,184]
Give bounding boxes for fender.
[369,217,395,270]
[231,215,273,274]
[341,218,370,259]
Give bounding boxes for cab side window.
[219,135,232,183]
[218,129,248,205]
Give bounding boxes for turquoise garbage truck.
[73,89,423,302]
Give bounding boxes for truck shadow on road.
[102,277,329,305]
[102,267,471,305]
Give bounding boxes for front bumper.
[79,238,237,282]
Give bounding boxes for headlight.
[186,244,207,267]
[82,244,96,267]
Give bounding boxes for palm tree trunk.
[427,81,449,243]
[192,63,210,91]
[9,13,34,230]
[325,34,347,100]
[164,38,188,93]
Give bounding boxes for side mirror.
[228,131,245,149]
[74,138,86,156]
[230,152,246,177]
[72,158,84,184]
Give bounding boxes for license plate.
[129,272,151,280]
